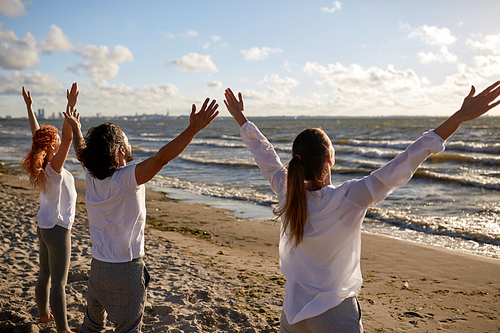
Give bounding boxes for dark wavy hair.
[79,122,126,180]
[275,128,332,248]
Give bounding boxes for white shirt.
[85,164,146,263]
[37,163,77,230]
[240,121,445,325]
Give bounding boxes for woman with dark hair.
[20,84,79,333]
[77,122,132,180]
[64,98,219,333]
[224,82,500,333]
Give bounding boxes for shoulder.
[112,164,140,191]
[113,164,137,177]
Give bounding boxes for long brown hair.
[276,128,332,248]
[20,125,59,193]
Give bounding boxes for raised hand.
[66,82,79,109]
[22,86,33,107]
[63,107,81,130]
[455,81,500,122]
[224,88,247,127]
[189,98,219,133]
[434,81,500,140]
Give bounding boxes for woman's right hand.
[22,86,32,107]
[224,88,248,127]
[63,107,81,130]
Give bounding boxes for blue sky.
[1,0,500,118]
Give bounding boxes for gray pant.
[81,257,150,333]
[280,296,363,333]
[36,225,71,332]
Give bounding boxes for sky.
[1,0,500,118]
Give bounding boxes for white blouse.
[240,121,445,325]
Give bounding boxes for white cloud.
[159,31,175,39]
[0,24,74,70]
[72,44,134,78]
[466,34,500,55]
[303,62,421,92]
[207,81,222,89]
[408,25,456,46]
[74,79,183,115]
[0,31,39,70]
[138,83,180,100]
[260,74,299,91]
[242,89,267,100]
[0,23,19,42]
[203,35,228,49]
[320,1,341,13]
[283,60,292,72]
[398,21,411,32]
[241,47,283,61]
[473,55,500,77]
[180,29,198,38]
[0,0,26,17]
[0,71,63,95]
[39,25,73,54]
[160,29,198,39]
[272,75,299,88]
[171,53,218,72]
[418,46,458,64]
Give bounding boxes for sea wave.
[367,207,500,246]
[415,169,500,190]
[150,175,277,206]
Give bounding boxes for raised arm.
[224,88,248,127]
[22,86,40,135]
[51,83,79,173]
[135,98,219,186]
[63,107,84,161]
[434,81,500,140]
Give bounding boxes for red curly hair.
[20,125,59,193]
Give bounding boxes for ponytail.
[275,128,332,248]
[276,155,308,248]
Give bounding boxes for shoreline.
[0,171,499,332]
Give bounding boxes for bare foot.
[39,313,55,323]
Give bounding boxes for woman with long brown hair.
[224,82,500,333]
[20,84,79,333]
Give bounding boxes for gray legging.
[36,225,71,332]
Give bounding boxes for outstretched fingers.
[67,82,79,108]
[63,107,80,127]
[482,80,500,95]
[224,88,244,112]
[190,98,219,130]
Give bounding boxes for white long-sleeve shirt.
[240,121,445,325]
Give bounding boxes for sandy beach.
[0,169,499,333]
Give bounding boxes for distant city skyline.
[1,0,500,118]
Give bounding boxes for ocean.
[2,115,500,259]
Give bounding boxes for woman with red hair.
[20,84,79,333]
